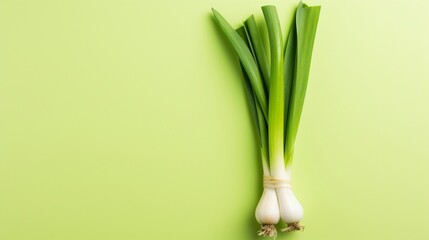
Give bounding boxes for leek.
[211,1,320,236]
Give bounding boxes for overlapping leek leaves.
[284,2,321,165]
[212,1,320,167]
[236,26,270,175]
[244,16,270,90]
[212,9,268,119]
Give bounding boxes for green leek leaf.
[236,26,262,146]
[262,5,285,171]
[237,26,270,174]
[285,2,321,164]
[212,8,268,119]
[283,12,297,154]
[244,16,270,91]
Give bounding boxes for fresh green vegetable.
[211,1,320,236]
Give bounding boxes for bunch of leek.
[212,1,320,237]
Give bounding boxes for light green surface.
[1,0,429,239]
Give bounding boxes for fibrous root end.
[257,224,277,238]
[281,222,304,232]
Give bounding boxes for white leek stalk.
[277,167,304,231]
[255,151,280,237]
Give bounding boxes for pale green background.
[1,0,428,239]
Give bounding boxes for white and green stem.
[263,5,304,231]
